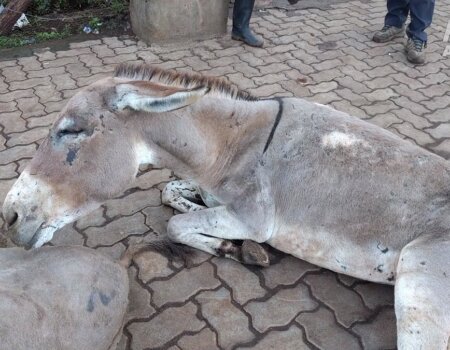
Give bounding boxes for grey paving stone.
[262,255,320,289]
[352,308,397,350]
[150,262,220,307]
[245,283,318,332]
[297,307,361,350]
[125,265,155,322]
[213,258,266,305]
[236,325,309,350]
[85,212,148,246]
[177,327,219,350]
[354,283,395,310]
[197,288,254,349]
[304,272,372,327]
[134,250,174,283]
[105,188,161,218]
[128,302,204,350]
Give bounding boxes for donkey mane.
[114,63,258,101]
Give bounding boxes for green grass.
[0,26,71,49]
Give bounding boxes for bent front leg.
[167,206,270,266]
[162,180,207,213]
[395,234,450,350]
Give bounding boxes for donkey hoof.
[241,240,270,267]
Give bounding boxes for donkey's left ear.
[114,82,209,113]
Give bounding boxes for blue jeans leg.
[385,0,409,28]
[407,0,435,42]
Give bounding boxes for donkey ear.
[115,82,209,113]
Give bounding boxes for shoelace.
[411,38,426,52]
[381,25,394,32]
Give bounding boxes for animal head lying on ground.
[2,63,254,248]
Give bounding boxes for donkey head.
[2,67,209,248]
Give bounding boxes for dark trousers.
[384,0,435,42]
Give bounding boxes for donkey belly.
[267,226,399,284]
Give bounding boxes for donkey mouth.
[25,222,47,250]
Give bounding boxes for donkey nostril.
[5,210,19,228]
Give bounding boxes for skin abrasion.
[2,63,450,349]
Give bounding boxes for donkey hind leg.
[167,206,270,266]
[395,234,450,350]
[162,180,207,213]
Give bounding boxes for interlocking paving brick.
[50,224,84,246]
[27,112,59,128]
[0,163,17,179]
[85,212,148,246]
[16,96,46,119]
[6,127,49,147]
[0,144,37,165]
[262,255,320,289]
[2,66,26,82]
[150,262,220,307]
[9,77,50,91]
[125,266,155,322]
[134,168,173,189]
[128,302,205,350]
[105,189,161,218]
[134,250,174,283]
[0,100,17,114]
[28,67,65,79]
[352,308,397,350]
[75,206,106,230]
[237,325,309,350]
[365,112,402,129]
[245,283,317,332]
[213,258,266,305]
[0,89,34,103]
[42,57,78,68]
[304,272,371,327]
[197,288,254,349]
[354,283,394,310]
[34,85,61,103]
[393,122,435,146]
[297,307,361,350]
[361,88,399,101]
[430,140,450,158]
[177,327,219,350]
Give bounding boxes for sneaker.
[373,25,405,43]
[405,38,427,64]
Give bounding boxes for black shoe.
[232,0,264,47]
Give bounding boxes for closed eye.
[57,128,85,138]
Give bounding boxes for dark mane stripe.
[114,63,258,101]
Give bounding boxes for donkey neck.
[136,96,279,181]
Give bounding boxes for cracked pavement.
[1,0,450,348]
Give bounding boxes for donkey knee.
[166,215,186,243]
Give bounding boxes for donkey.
[0,245,128,350]
[2,63,449,349]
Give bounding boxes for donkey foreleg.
[162,180,207,213]
[166,206,270,266]
[395,234,450,350]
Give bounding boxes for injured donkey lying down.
[2,64,450,349]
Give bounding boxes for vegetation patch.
[0,0,130,49]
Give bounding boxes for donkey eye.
[57,128,85,138]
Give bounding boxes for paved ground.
[1,0,450,349]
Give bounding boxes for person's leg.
[404,0,435,64]
[373,0,408,43]
[232,0,264,47]
[385,0,410,28]
[407,0,435,42]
